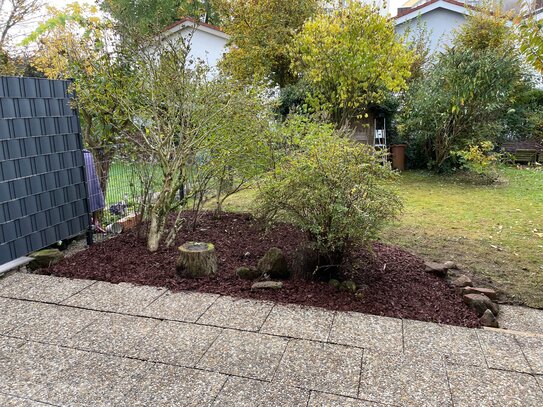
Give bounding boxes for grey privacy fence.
[0,76,89,265]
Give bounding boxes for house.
[394,0,543,53]
[394,0,471,53]
[159,17,230,70]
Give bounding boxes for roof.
[395,0,472,23]
[161,17,229,40]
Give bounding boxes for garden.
[3,1,542,329]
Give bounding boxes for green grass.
[102,161,162,225]
[381,167,543,308]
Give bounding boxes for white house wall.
[165,28,228,70]
[395,8,467,53]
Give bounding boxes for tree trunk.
[147,209,163,252]
[94,148,111,201]
[146,172,177,251]
[176,242,217,278]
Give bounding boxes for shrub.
[452,141,502,184]
[257,129,402,263]
[398,8,526,172]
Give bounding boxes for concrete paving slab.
[121,363,226,407]
[260,304,335,341]
[447,364,543,407]
[133,320,222,366]
[0,273,94,303]
[0,336,25,355]
[359,350,452,407]
[0,394,50,406]
[516,335,543,375]
[308,392,381,407]
[499,305,543,335]
[197,296,273,331]
[2,273,543,406]
[328,311,402,353]
[0,341,79,399]
[65,313,160,357]
[403,319,485,366]
[198,329,288,380]
[34,349,148,407]
[62,281,166,314]
[8,303,99,344]
[0,297,39,335]
[477,330,532,373]
[140,290,219,322]
[274,339,363,398]
[211,376,309,406]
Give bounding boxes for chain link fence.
[83,144,163,242]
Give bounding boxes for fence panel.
[0,76,89,264]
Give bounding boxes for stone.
[355,290,364,299]
[452,274,473,288]
[257,247,289,279]
[27,249,64,270]
[463,293,499,317]
[444,261,457,269]
[251,281,283,290]
[329,279,341,290]
[236,266,261,280]
[339,280,357,292]
[479,309,499,328]
[424,261,448,277]
[461,286,498,300]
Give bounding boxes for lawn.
[215,167,543,308]
[380,167,543,309]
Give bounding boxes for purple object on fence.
[83,149,105,213]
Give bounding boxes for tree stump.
[176,242,217,278]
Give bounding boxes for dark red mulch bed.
[42,211,479,327]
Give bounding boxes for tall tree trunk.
[94,148,111,201]
[147,208,163,252]
[146,172,176,251]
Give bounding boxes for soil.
[41,211,480,327]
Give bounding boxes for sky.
[41,0,408,19]
[7,0,407,44]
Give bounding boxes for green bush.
[452,141,503,184]
[257,128,402,260]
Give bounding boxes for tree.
[216,0,320,87]
[24,3,131,194]
[517,1,543,74]
[0,0,41,47]
[118,33,273,251]
[0,0,41,74]
[291,1,413,126]
[399,9,525,170]
[257,123,401,267]
[101,0,220,37]
[199,83,277,214]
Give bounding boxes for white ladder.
[374,118,388,164]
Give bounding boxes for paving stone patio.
[0,271,542,406]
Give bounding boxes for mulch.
[42,211,479,327]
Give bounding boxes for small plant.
[257,129,402,265]
[452,141,502,184]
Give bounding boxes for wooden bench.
[513,149,538,163]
